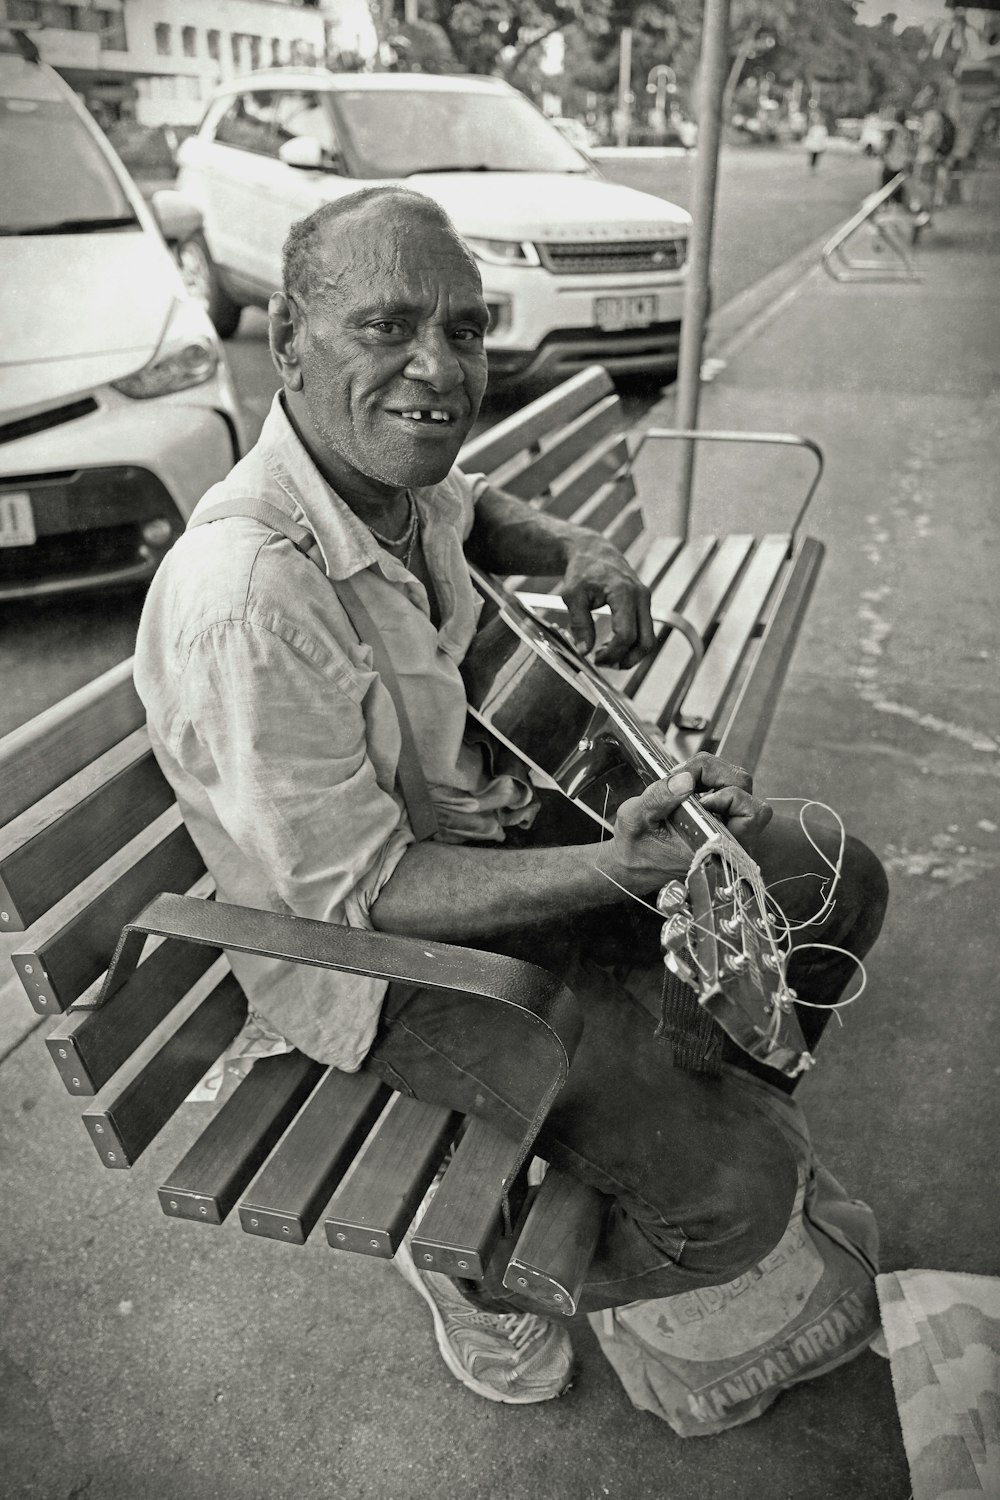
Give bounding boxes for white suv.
[177,70,692,386]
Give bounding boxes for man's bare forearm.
[370,839,647,940]
[464,483,590,575]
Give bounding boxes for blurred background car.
[176,69,692,389]
[0,30,243,602]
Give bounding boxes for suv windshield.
[331,88,590,178]
[1,91,139,235]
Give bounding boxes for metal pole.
[616,27,632,148]
[673,0,731,539]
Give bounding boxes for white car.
[177,70,692,387]
[0,32,243,601]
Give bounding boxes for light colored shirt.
[134,394,536,1070]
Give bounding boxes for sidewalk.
[1,174,998,1500]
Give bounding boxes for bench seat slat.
[409,1118,527,1281]
[631,536,755,725]
[674,535,791,736]
[712,537,826,770]
[238,1069,391,1245]
[12,820,205,1013]
[0,658,143,825]
[324,1094,459,1259]
[159,1052,324,1226]
[0,742,173,932]
[45,935,220,1096]
[504,1169,606,1316]
[82,970,246,1170]
[459,367,615,474]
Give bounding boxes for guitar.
[462,566,814,1079]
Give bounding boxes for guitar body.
[462,568,815,1080]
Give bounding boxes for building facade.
[2,0,378,125]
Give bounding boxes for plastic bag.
[589,1069,881,1436]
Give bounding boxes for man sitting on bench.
[134,187,887,1407]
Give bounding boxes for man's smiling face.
[275,196,490,505]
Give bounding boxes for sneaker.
[393,1231,574,1404]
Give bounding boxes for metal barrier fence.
[821,173,921,284]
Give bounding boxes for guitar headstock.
[658,854,815,1079]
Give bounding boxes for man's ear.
[268,291,304,392]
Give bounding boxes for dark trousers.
[366,804,888,1314]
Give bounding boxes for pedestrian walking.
[804,111,829,172]
[879,106,915,204]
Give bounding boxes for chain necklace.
[363,490,420,570]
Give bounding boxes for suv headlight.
[113,297,220,399]
[464,237,540,267]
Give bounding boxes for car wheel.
[176,231,242,339]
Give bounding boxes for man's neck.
[279,392,409,533]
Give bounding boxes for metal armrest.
[98,893,582,1232]
[629,427,825,539]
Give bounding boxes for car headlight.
[113,296,220,399]
[464,237,540,267]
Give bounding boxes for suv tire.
[177,231,242,339]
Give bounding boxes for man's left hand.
[560,536,654,667]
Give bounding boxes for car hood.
[0,231,178,411]
[402,171,692,240]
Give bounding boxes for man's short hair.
[281,186,468,305]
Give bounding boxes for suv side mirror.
[278,135,337,171]
[149,188,203,245]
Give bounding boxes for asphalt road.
[1,144,880,737]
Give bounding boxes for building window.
[207,30,220,62]
[7,0,42,23]
[250,35,262,70]
[154,23,171,57]
[96,8,127,51]
[230,33,242,68]
[182,26,196,58]
[270,38,282,66]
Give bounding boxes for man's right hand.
[594,753,772,895]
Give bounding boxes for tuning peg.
[656,880,688,915]
[660,913,691,953]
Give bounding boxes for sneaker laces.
[495,1312,549,1352]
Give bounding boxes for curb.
[703,222,832,361]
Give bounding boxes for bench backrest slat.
[542,435,632,523]
[45,934,222,1096]
[160,1052,326,1224]
[0,658,143,824]
[238,1069,391,1245]
[325,1094,459,1258]
[459,366,615,474]
[1,739,173,932]
[82,967,246,1170]
[12,819,205,1013]
[499,395,624,500]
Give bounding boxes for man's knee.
[676,1105,800,1285]
[839,834,889,955]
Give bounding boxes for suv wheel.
[177,232,242,339]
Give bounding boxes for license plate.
[0,492,36,548]
[595,294,658,332]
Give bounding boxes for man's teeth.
[400,410,452,423]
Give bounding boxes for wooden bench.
[0,365,825,1320]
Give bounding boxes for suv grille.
[537,239,686,275]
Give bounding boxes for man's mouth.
[391,408,457,425]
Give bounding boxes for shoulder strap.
[188,499,439,841]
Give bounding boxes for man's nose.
[401,329,464,392]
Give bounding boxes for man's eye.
[369,320,407,336]
[452,327,486,343]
